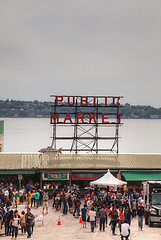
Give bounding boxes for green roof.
[122,171,161,181]
[0,120,4,135]
[0,169,35,175]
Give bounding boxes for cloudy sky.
[0,0,161,107]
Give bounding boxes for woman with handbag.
[20,211,26,234]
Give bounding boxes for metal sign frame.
[50,95,123,154]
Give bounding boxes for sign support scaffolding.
[50,95,123,154]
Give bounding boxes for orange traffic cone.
[79,215,82,223]
[57,216,61,225]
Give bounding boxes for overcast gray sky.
[0,0,161,107]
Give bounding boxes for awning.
[0,169,36,175]
[121,171,161,181]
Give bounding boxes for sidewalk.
[2,200,161,240]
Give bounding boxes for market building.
[0,153,161,191]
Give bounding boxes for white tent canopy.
[90,169,127,187]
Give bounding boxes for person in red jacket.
[91,191,94,199]
[119,206,124,233]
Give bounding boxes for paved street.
[1,200,161,240]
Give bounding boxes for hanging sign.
[50,95,123,125]
[47,173,68,180]
[38,147,62,154]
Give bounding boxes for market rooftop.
[0,153,161,170]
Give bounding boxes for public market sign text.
[50,95,123,124]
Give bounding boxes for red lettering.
[81,96,88,106]
[116,113,123,124]
[56,96,63,105]
[77,113,84,123]
[102,114,109,123]
[89,113,97,123]
[94,97,100,106]
[64,113,73,123]
[68,96,75,106]
[105,97,108,106]
[113,97,120,106]
[50,113,59,124]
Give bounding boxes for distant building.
[150,115,160,119]
[0,120,4,152]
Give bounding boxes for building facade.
[0,153,161,190]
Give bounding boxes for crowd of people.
[52,186,145,239]
[0,181,145,240]
[0,182,48,239]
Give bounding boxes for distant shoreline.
[0,100,161,119]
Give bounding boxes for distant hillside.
[0,99,161,119]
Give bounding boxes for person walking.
[6,210,13,236]
[31,190,36,208]
[52,189,57,208]
[105,205,108,227]
[6,197,11,213]
[121,219,130,240]
[10,210,20,240]
[81,204,87,228]
[124,206,133,226]
[67,193,72,212]
[73,198,81,217]
[119,206,124,234]
[98,205,106,231]
[20,211,26,234]
[19,188,24,204]
[38,189,43,206]
[137,202,144,230]
[25,208,34,238]
[35,191,40,208]
[109,205,119,235]
[88,207,96,232]
[3,211,9,236]
[43,192,49,214]
[12,189,18,209]
[26,192,31,208]
[131,199,137,217]
[55,194,60,211]
[62,195,68,215]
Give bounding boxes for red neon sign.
[50,95,123,125]
[55,96,121,107]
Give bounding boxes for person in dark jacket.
[137,202,144,230]
[109,205,119,235]
[62,196,68,215]
[98,205,106,231]
[73,198,81,217]
[5,210,13,236]
[25,208,34,238]
[52,189,56,208]
[81,204,87,228]
[124,206,133,226]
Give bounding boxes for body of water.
[1,118,161,154]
